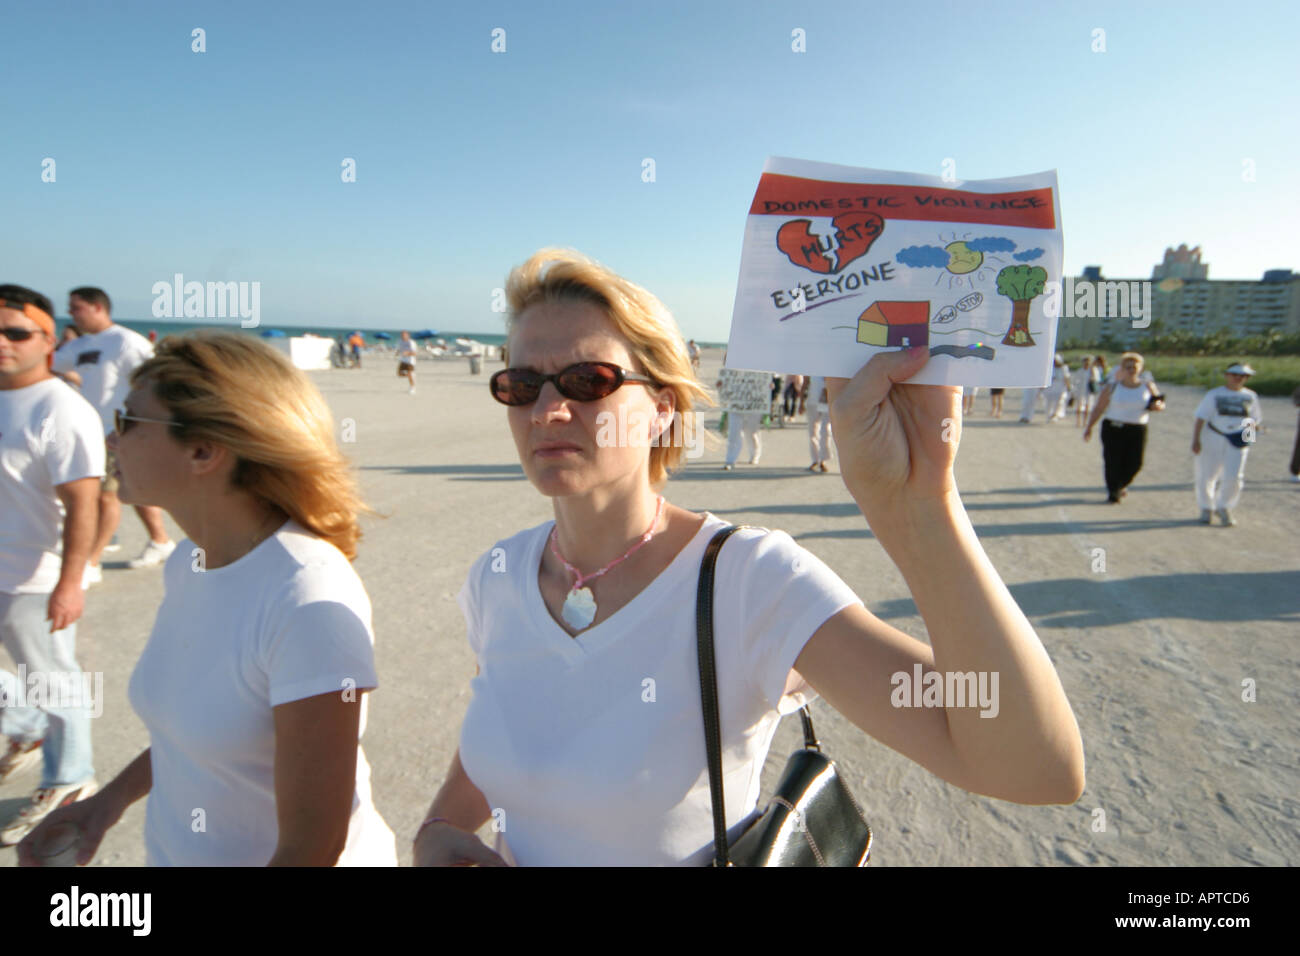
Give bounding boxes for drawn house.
[856,301,930,348]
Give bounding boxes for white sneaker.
[104,534,121,553]
[0,738,43,785]
[128,539,176,569]
[82,563,102,588]
[1216,509,1237,527]
[0,779,98,846]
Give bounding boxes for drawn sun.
[934,232,1006,289]
[944,241,983,274]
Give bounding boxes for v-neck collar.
[527,511,723,663]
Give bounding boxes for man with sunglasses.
[50,288,175,582]
[0,285,105,843]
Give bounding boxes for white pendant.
[561,586,597,631]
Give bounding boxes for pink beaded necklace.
[548,496,666,632]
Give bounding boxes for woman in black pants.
[1082,352,1165,502]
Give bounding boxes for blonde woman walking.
[20,333,396,866]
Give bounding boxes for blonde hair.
[131,331,369,560]
[504,248,713,487]
[1119,351,1144,370]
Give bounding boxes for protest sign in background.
[716,368,773,412]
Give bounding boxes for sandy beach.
[3,348,1296,867]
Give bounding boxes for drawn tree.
[996,265,1047,347]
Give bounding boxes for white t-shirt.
[127,521,396,866]
[51,325,154,435]
[1194,386,1262,434]
[808,376,829,411]
[0,378,106,594]
[398,341,417,362]
[456,512,862,866]
[1103,381,1157,425]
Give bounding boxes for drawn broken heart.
[775,212,885,275]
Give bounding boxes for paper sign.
[716,368,772,412]
[725,157,1063,387]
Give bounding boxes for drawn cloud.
[896,245,951,268]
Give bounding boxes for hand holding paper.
[827,347,961,530]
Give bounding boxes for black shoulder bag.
[695,525,873,866]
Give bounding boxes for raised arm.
[798,348,1084,805]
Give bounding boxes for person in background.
[1289,384,1300,483]
[0,285,104,846]
[1018,385,1044,424]
[1191,363,1262,527]
[1093,355,1109,386]
[687,339,701,371]
[397,331,418,394]
[717,366,762,471]
[1072,356,1095,428]
[961,386,979,417]
[783,373,804,420]
[19,332,396,867]
[988,387,1005,418]
[50,288,175,582]
[808,374,833,472]
[1083,351,1165,503]
[1044,354,1071,423]
[348,331,364,369]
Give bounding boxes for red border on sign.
[751,173,1056,230]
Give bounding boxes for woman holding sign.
[414,248,1084,866]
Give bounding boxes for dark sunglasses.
[114,409,177,434]
[0,327,41,342]
[490,362,656,406]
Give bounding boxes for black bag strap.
[696,525,820,866]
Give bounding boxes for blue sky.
[2,0,1295,340]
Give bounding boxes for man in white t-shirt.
[1191,363,1262,527]
[0,285,105,844]
[51,288,175,581]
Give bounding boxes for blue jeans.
[0,592,95,787]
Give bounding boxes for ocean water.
[110,319,508,346]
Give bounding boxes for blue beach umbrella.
[260,329,287,338]
[411,329,438,340]
[372,331,392,340]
